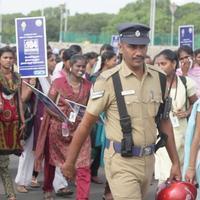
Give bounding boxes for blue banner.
[179,25,194,50]
[15,17,48,78]
[111,35,120,53]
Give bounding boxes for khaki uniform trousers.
[104,147,154,200]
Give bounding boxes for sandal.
[103,182,113,200]
[31,178,40,188]
[44,192,54,200]
[8,194,16,200]
[56,187,73,196]
[91,176,103,184]
[16,185,28,193]
[102,192,114,200]
[8,198,16,200]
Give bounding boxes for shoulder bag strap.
[112,72,132,136]
[179,76,188,110]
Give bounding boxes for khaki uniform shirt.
[87,61,164,147]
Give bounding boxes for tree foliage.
[2,13,25,43]
[44,7,60,42]
[175,3,200,34]
[1,0,200,43]
[68,13,114,34]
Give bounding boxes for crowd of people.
[0,22,200,200]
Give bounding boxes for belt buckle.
[143,146,152,156]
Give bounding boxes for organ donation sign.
[15,16,48,78]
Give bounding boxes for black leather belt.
[105,138,155,157]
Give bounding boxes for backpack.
[158,74,187,112]
[158,74,188,114]
[155,72,167,152]
[179,76,188,111]
[155,73,188,151]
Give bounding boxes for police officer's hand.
[60,161,75,181]
[169,163,182,181]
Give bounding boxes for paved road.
[0,155,157,200]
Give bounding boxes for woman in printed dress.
[0,46,25,200]
[177,45,200,98]
[35,54,91,200]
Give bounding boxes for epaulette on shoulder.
[98,65,121,80]
[147,64,166,76]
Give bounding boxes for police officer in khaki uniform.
[61,23,181,200]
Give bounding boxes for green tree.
[175,3,200,34]
[2,13,25,44]
[68,13,114,34]
[1,0,200,45]
[102,0,173,34]
[102,0,151,34]
[44,7,61,41]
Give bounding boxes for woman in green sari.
[0,46,25,200]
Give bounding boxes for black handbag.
[23,101,35,140]
[23,80,39,141]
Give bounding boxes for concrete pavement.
[0,155,157,200]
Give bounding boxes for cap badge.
[135,30,140,37]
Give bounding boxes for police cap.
[117,22,150,45]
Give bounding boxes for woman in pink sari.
[177,45,200,98]
[35,54,91,200]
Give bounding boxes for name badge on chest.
[121,90,135,96]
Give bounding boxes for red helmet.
[156,180,197,200]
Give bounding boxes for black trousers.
[91,146,102,177]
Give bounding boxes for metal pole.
[64,10,69,33]
[63,9,69,43]
[149,0,156,45]
[59,5,63,43]
[64,3,67,33]
[171,14,174,46]
[170,2,177,46]
[41,1,44,16]
[41,9,44,16]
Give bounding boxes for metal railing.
[61,32,200,49]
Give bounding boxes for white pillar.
[59,4,64,43]
[41,9,44,16]
[41,1,44,17]
[149,0,156,46]
[170,2,177,46]
[64,9,69,33]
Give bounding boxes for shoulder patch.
[148,64,166,75]
[99,65,121,80]
[90,89,105,99]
